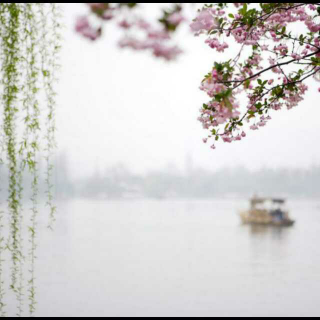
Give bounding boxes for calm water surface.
[30,199,320,316]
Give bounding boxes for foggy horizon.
[2,150,320,201]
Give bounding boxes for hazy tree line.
[1,154,320,201]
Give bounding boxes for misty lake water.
[8,199,320,317]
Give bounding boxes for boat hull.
[240,210,295,227]
[241,219,295,227]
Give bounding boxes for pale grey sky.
[56,3,320,178]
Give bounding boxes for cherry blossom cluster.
[193,3,320,149]
[75,3,186,61]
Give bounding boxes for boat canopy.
[272,198,286,204]
[251,197,286,207]
[251,197,267,206]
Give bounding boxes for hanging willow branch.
[0,3,61,317]
[41,3,61,230]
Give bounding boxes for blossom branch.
[193,3,320,149]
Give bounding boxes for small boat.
[240,197,295,227]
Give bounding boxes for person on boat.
[271,209,284,221]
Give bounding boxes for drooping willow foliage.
[0,3,61,316]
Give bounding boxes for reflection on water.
[247,224,291,237]
[9,199,320,317]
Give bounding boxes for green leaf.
[42,70,50,77]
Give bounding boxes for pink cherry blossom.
[205,38,229,52]
[250,125,259,131]
[119,20,131,29]
[168,12,185,26]
[75,17,101,41]
[190,9,218,33]
[151,43,182,61]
